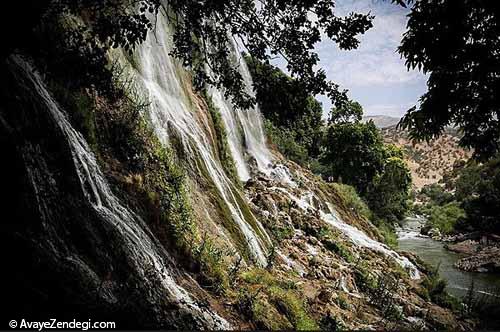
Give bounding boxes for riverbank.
[446,240,500,274]
[397,217,500,300]
[419,221,500,274]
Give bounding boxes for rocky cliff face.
[0,14,473,330]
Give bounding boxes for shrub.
[421,266,461,311]
[376,221,398,249]
[265,120,310,165]
[426,202,465,234]
[320,313,345,331]
[239,269,318,330]
[332,183,372,220]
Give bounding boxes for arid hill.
[381,126,472,191]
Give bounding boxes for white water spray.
[275,188,420,279]
[207,40,273,181]
[131,13,271,265]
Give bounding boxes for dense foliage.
[322,122,411,222]
[5,0,374,113]
[455,157,500,233]
[367,156,412,223]
[322,122,386,195]
[247,57,325,161]
[417,155,500,234]
[398,0,500,160]
[329,100,363,124]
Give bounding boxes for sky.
[281,0,428,119]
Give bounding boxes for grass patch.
[331,183,372,220]
[376,221,398,249]
[421,266,461,311]
[238,269,318,330]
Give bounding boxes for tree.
[329,100,363,124]
[322,122,412,221]
[367,156,412,222]
[455,155,500,233]
[322,121,386,195]
[164,0,373,109]
[420,183,454,206]
[397,0,500,160]
[7,0,374,112]
[246,57,324,158]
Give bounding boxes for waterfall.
[130,12,271,265]
[208,40,273,181]
[11,56,230,329]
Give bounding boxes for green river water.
[397,217,500,300]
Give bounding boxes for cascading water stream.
[208,40,273,182]
[130,13,271,265]
[11,56,230,329]
[322,203,420,279]
[274,187,421,279]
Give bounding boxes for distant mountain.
[362,115,401,129]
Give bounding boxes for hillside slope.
[382,126,472,190]
[362,115,401,129]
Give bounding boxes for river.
[397,216,500,300]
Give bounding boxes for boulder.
[428,228,442,240]
[445,240,479,255]
[420,225,432,236]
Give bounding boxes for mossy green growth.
[270,223,294,241]
[318,228,354,263]
[335,294,350,310]
[201,90,240,185]
[47,48,233,295]
[49,81,98,150]
[353,266,378,292]
[140,123,233,295]
[239,269,319,330]
[331,182,372,221]
[376,221,398,249]
[192,234,230,294]
[193,156,253,261]
[324,239,354,263]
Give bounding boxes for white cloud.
[316,0,425,88]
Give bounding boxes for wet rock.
[426,304,464,331]
[318,289,334,303]
[428,228,442,240]
[420,225,432,236]
[445,240,479,255]
[454,246,500,273]
[308,237,319,245]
